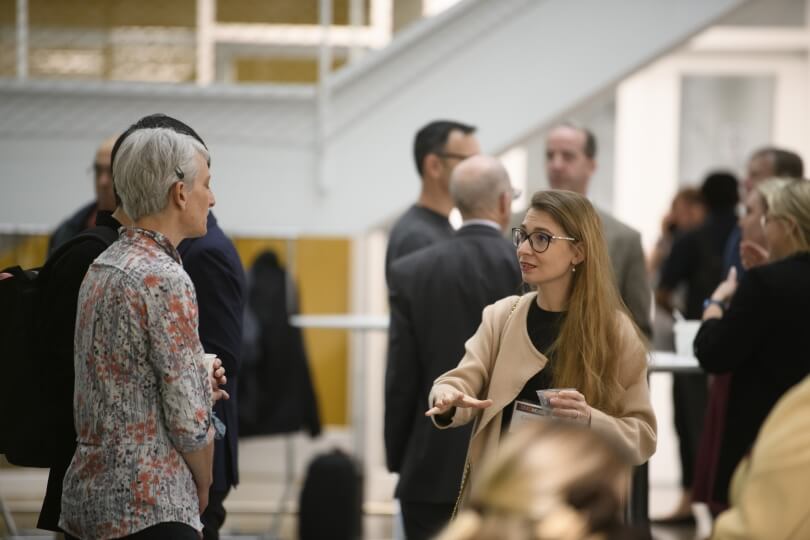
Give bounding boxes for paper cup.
[674,320,701,357]
[536,388,576,409]
[203,353,217,378]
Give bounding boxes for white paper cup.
[203,353,217,378]
[674,320,701,357]
[536,388,576,409]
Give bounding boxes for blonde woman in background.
[695,179,810,510]
[693,177,797,515]
[436,422,650,540]
[426,190,656,508]
[738,178,795,269]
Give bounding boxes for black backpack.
[0,226,118,467]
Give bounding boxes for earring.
[571,263,577,273]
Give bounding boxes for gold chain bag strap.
[451,296,521,519]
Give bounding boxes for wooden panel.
[235,56,346,83]
[217,0,371,26]
[0,235,49,270]
[28,0,195,27]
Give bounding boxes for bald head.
[94,135,118,211]
[450,155,513,229]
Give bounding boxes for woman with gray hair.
[60,127,226,539]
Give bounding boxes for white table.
[649,351,701,372]
[289,314,390,463]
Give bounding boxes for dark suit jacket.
[598,209,652,338]
[38,213,120,532]
[385,223,521,503]
[694,252,810,504]
[178,213,246,491]
[385,205,453,284]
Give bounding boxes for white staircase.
[0,0,750,235]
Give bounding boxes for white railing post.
[316,0,333,194]
[16,0,28,80]
[196,0,215,85]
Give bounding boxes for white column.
[196,0,214,85]
[16,0,28,80]
[317,0,333,194]
[349,0,364,63]
[615,60,681,253]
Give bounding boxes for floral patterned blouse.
[60,227,213,539]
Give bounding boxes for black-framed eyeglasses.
[511,227,577,254]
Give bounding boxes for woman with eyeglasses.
[426,189,657,510]
[693,179,810,512]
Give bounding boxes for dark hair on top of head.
[751,146,804,179]
[700,170,739,212]
[413,120,476,177]
[553,121,598,159]
[111,113,208,206]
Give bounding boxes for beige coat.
[711,375,810,540]
[429,292,657,504]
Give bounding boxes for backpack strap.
[41,225,119,275]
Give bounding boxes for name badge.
[509,400,551,433]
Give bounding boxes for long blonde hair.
[529,190,640,415]
[767,179,810,254]
[436,422,632,540]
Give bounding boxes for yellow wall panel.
[217,0,370,26]
[28,0,195,28]
[0,235,49,270]
[234,56,346,84]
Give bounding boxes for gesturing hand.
[425,389,492,418]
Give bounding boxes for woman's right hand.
[425,389,492,417]
[740,240,769,270]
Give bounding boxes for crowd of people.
[5,112,810,540]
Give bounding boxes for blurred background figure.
[48,136,118,254]
[723,147,804,277]
[545,123,652,339]
[435,422,650,540]
[385,120,480,282]
[694,179,810,515]
[692,176,803,516]
[648,187,706,353]
[654,171,738,525]
[648,187,706,278]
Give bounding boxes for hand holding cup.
[203,353,230,402]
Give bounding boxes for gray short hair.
[450,155,511,218]
[113,127,209,221]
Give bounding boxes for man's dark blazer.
[178,212,246,491]
[385,223,521,503]
[694,252,810,504]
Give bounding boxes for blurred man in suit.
[544,122,651,337]
[385,155,521,539]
